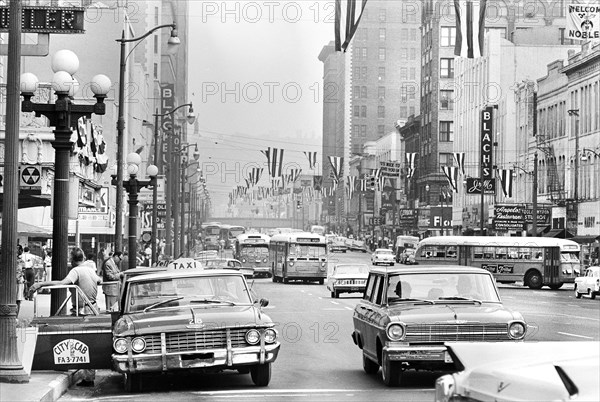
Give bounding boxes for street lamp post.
[111,153,158,270]
[151,104,194,263]
[20,51,110,314]
[176,144,200,257]
[114,23,180,253]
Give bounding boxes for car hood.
[332,273,369,280]
[387,302,519,323]
[121,305,268,336]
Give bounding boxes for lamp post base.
[0,369,29,383]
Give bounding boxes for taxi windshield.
[125,275,252,313]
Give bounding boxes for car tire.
[124,373,142,393]
[381,354,401,386]
[237,367,250,374]
[283,276,289,284]
[250,363,271,386]
[575,285,582,298]
[591,291,597,300]
[318,278,324,285]
[548,283,563,290]
[525,270,543,290]
[363,353,379,375]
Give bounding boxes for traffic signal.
[296,200,302,209]
[369,175,376,190]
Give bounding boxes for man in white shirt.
[21,246,35,300]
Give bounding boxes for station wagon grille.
[404,323,509,342]
[143,328,248,353]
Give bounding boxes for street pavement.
[1,287,109,402]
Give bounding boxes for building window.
[153,63,158,79]
[155,6,159,25]
[400,48,408,60]
[362,48,368,59]
[440,58,454,78]
[400,67,408,80]
[378,86,385,99]
[378,125,385,136]
[361,86,367,98]
[361,66,367,80]
[409,106,416,116]
[379,48,386,61]
[379,9,386,22]
[410,48,417,60]
[400,106,408,118]
[361,105,367,117]
[410,67,416,80]
[353,124,359,135]
[353,67,360,79]
[361,125,367,137]
[378,106,385,118]
[410,28,417,41]
[440,153,454,166]
[379,28,386,40]
[440,27,456,46]
[400,28,408,40]
[439,121,454,142]
[154,35,158,54]
[440,90,454,110]
[353,105,360,117]
[378,67,385,81]
[486,27,507,39]
[353,86,360,99]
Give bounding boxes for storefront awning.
[17,221,52,237]
[545,229,574,238]
[570,235,600,244]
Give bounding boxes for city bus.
[234,233,270,277]
[310,225,325,236]
[202,223,222,250]
[269,232,328,284]
[394,235,420,264]
[414,236,580,289]
[220,225,245,249]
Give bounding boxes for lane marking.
[557,332,595,339]
[330,301,339,305]
[345,306,353,311]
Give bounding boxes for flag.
[313,175,323,191]
[358,178,367,192]
[454,0,488,58]
[328,156,343,180]
[304,151,317,170]
[262,147,284,178]
[288,168,302,183]
[441,166,460,192]
[497,168,514,198]
[334,0,369,52]
[406,152,417,179]
[345,175,356,199]
[453,152,466,175]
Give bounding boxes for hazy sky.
[188,1,334,210]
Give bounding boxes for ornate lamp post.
[111,153,158,270]
[114,23,180,253]
[20,50,110,314]
[152,104,195,262]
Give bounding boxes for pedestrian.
[16,260,25,318]
[97,247,111,277]
[101,251,123,310]
[21,246,35,300]
[43,250,52,282]
[29,246,101,386]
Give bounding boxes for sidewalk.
[1,287,108,401]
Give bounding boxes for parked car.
[351,266,527,386]
[575,266,600,299]
[326,264,369,298]
[204,258,254,279]
[435,341,600,402]
[113,269,280,391]
[371,248,395,266]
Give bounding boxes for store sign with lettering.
[0,6,85,33]
[465,178,496,195]
[480,107,494,180]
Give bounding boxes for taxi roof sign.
[167,258,202,270]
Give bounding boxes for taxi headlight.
[289,262,294,267]
[245,329,260,345]
[131,337,146,353]
[435,374,456,402]
[508,321,526,340]
[264,328,277,344]
[242,258,247,263]
[113,338,128,354]
[386,323,405,341]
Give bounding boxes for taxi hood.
[120,305,267,336]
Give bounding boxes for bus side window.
[518,247,531,259]
[447,246,457,259]
[435,246,446,258]
[496,247,507,260]
[483,247,494,259]
[508,247,519,259]
[473,247,484,259]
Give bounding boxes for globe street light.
[20,50,110,314]
[111,153,158,270]
[151,104,195,263]
[114,23,180,253]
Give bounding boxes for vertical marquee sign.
[160,83,175,174]
[480,106,494,182]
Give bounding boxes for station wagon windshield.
[125,275,252,313]
[386,273,500,303]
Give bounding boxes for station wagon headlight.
[264,328,277,344]
[508,321,527,340]
[386,323,406,341]
[131,337,146,353]
[113,338,128,354]
[245,329,260,345]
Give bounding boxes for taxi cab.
[112,269,280,391]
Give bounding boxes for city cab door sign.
[31,285,113,370]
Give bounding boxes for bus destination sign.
[296,238,321,243]
[0,6,85,34]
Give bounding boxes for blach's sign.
[480,107,494,180]
[0,6,85,33]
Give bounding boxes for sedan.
[204,258,254,279]
[327,264,369,298]
[371,248,395,266]
[575,266,600,299]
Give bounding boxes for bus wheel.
[272,274,277,283]
[283,277,289,284]
[525,270,543,290]
[548,283,563,290]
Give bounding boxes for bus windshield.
[205,226,220,236]
[289,244,327,258]
[240,245,269,258]
[230,227,245,238]
[561,252,580,262]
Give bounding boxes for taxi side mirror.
[259,298,269,308]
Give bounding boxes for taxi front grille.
[404,323,509,342]
[143,329,248,353]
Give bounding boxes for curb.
[40,371,75,402]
